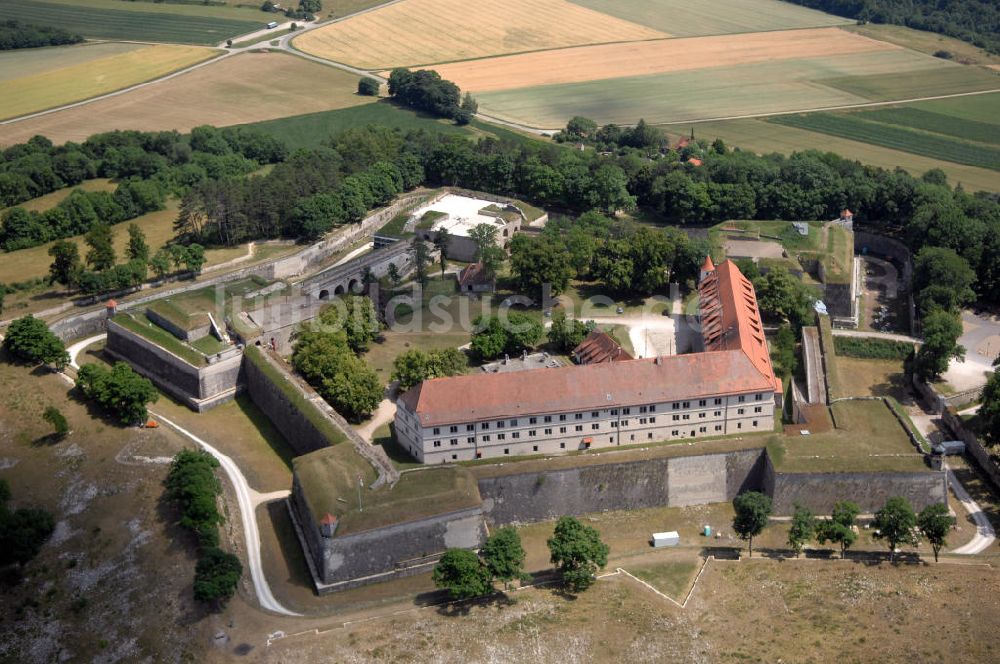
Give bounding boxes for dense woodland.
[0,20,83,50]
[783,0,1000,54]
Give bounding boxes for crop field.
[0,43,216,121]
[851,107,1000,145]
[570,0,849,37]
[847,23,1000,66]
[433,27,895,94]
[293,0,666,69]
[0,42,145,82]
[0,53,370,146]
[768,112,1000,171]
[0,0,264,45]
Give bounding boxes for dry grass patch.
[0,44,217,121]
[293,0,666,69]
[0,52,371,146]
[431,27,897,93]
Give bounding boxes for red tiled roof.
[458,262,493,287]
[398,351,775,428]
[698,259,781,393]
[701,255,715,273]
[841,209,853,216]
[106,299,118,308]
[572,330,633,365]
[687,157,703,167]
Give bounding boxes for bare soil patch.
[0,52,370,146]
[430,27,896,93]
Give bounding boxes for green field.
[0,0,263,45]
[0,42,144,82]
[768,112,1000,171]
[851,107,1000,145]
[570,0,848,37]
[246,100,538,149]
[692,117,1000,193]
[476,50,997,127]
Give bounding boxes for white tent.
[652,531,680,548]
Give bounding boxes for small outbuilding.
[652,531,680,548]
[572,330,633,365]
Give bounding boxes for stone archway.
[348,278,360,293]
[318,289,330,300]
[334,284,345,295]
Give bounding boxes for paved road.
[801,326,826,405]
[947,465,996,555]
[66,334,300,616]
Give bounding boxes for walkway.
[831,329,921,344]
[947,465,996,555]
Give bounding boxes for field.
[569,0,849,36]
[0,0,264,45]
[432,27,895,94]
[0,178,115,214]
[847,23,1000,66]
[474,48,998,128]
[693,115,1000,193]
[0,43,216,121]
[769,112,1000,171]
[0,53,371,146]
[0,42,144,81]
[292,0,666,69]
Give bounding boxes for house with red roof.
[395,258,781,463]
[572,330,633,365]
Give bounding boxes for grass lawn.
[569,0,849,37]
[0,0,264,45]
[1,178,115,214]
[0,43,217,121]
[693,116,1000,193]
[833,356,909,400]
[113,313,207,366]
[771,399,926,472]
[846,23,1000,66]
[628,559,701,599]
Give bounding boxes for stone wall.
[762,456,946,514]
[855,230,915,335]
[942,408,1000,492]
[242,346,341,456]
[476,448,767,525]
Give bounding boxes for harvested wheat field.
[432,27,897,93]
[0,43,217,120]
[0,52,372,146]
[292,0,666,69]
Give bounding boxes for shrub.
[358,77,380,96]
[833,336,914,360]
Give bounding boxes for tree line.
[388,68,478,125]
[0,20,82,50]
[782,0,1000,54]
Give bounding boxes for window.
[755,393,763,401]
[532,445,538,452]
[672,402,680,410]
[467,437,474,443]
[630,434,635,441]
[529,430,537,437]
[529,417,537,424]
[591,411,599,418]
[512,432,520,439]
[754,406,763,413]
[737,408,745,415]
[433,427,440,435]
[623,407,631,415]
[449,426,457,433]
[682,401,690,408]
[673,415,680,421]
[609,436,614,443]
[640,406,648,414]
[481,422,489,430]
[592,423,600,430]
[737,423,742,430]
[452,454,457,460]
[698,399,706,407]
[559,414,567,422]
[671,430,679,436]
[497,420,505,429]
[682,414,690,421]
[504,448,509,455]
[714,411,722,417]
[610,409,619,416]
[649,405,656,412]
[482,435,491,441]
[450,439,458,445]
[699,426,706,433]
[622,420,629,427]
[714,398,722,405]
[648,433,653,439]
[753,420,759,427]
[699,412,706,419]
[640,418,647,425]
[611,421,618,428]
[497,433,506,440]
[466,424,475,432]
[650,417,656,423]
[715,425,723,431]
[544,428,552,435]
[433,441,441,447]
[738,395,746,403]
[544,416,552,423]
[575,413,583,420]
[575,425,583,432]
[560,442,566,449]
[559,427,566,433]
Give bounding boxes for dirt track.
[430,27,897,93]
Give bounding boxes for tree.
[48,240,80,287]
[509,234,574,299]
[126,223,149,262]
[432,548,493,600]
[317,295,379,353]
[980,367,1000,446]
[2,315,68,369]
[193,547,243,603]
[75,362,159,424]
[547,312,594,353]
[469,223,504,276]
[357,77,380,96]
[914,309,964,379]
[391,347,467,391]
[42,406,69,438]
[292,328,382,420]
[873,496,918,562]
[299,0,322,14]
[150,248,172,281]
[754,267,813,328]
[410,237,431,286]
[770,324,797,378]
[481,526,527,590]
[562,116,598,142]
[387,262,402,287]
[912,247,976,316]
[184,243,206,274]
[84,222,116,271]
[433,229,450,275]
[732,491,772,557]
[547,516,609,592]
[470,313,543,361]
[0,481,55,568]
[917,502,953,563]
[816,501,860,559]
[787,504,815,557]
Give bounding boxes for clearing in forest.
[0,53,371,146]
[292,0,666,69]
